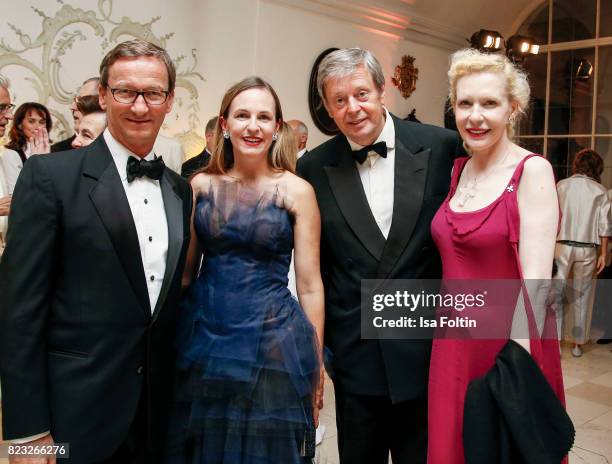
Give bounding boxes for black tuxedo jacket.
[297,115,462,403]
[50,134,76,152]
[0,136,192,462]
[180,148,211,179]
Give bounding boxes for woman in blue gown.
[165,76,325,463]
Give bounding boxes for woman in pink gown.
[428,49,567,463]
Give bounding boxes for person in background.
[71,95,107,149]
[180,116,218,178]
[153,133,184,175]
[51,76,100,152]
[287,119,308,159]
[0,74,15,254]
[2,101,52,194]
[555,148,612,357]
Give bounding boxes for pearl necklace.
[456,152,511,208]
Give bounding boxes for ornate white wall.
[0,0,462,155]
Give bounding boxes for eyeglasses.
[107,87,170,105]
[0,103,15,114]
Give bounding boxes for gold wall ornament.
[0,1,205,154]
[391,55,418,99]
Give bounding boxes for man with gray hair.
[287,119,309,158]
[297,48,463,463]
[0,39,192,463]
[0,74,14,252]
[51,76,100,152]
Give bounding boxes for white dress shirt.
[1,148,30,195]
[0,152,9,242]
[297,148,307,159]
[104,129,169,312]
[348,108,395,239]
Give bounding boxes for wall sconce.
[468,30,540,64]
[469,29,503,52]
[505,35,540,63]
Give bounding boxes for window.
[516,0,612,187]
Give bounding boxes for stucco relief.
[0,0,205,154]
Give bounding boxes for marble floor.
[1,340,611,463]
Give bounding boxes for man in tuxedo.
[181,116,217,178]
[51,77,100,152]
[0,39,192,463]
[287,119,309,159]
[296,48,462,464]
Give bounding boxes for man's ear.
[379,84,385,105]
[165,90,175,114]
[98,85,107,111]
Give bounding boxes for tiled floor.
[317,340,612,464]
[2,340,611,463]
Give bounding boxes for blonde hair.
[205,76,295,175]
[448,49,530,139]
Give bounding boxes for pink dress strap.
[505,153,541,244]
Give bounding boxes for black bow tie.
[352,141,388,164]
[126,156,165,183]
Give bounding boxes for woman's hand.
[25,127,51,156]
[312,368,325,427]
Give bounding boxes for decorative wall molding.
[0,0,205,150]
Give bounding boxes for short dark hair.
[205,116,218,135]
[99,39,176,92]
[76,95,103,116]
[572,148,604,183]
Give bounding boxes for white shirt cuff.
[11,431,50,444]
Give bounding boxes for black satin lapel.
[89,164,151,316]
[152,173,184,320]
[324,152,386,261]
[377,140,430,279]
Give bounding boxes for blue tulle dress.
[165,180,320,464]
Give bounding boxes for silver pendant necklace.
[456,152,510,208]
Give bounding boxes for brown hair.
[99,39,176,92]
[205,76,294,175]
[76,95,104,116]
[572,148,604,183]
[6,102,52,151]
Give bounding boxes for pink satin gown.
[428,154,566,463]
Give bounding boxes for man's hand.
[24,128,51,157]
[0,194,10,216]
[9,434,56,464]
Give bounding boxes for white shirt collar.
[347,108,395,153]
[103,129,156,182]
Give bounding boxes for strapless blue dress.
[165,181,320,464]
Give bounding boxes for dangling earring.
[272,133,278,141]
[223,130,230,139]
